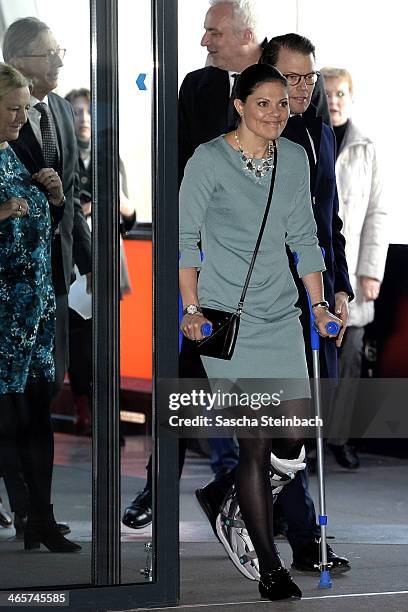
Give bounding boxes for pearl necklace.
[234,131,275,181]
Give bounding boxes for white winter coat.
[336,121,388,327]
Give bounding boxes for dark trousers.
[0,382,54,514]
[274,467,319,555]
[68,309,92,397]
[328,326,364,445]
[53,293,69,397]
[208,437,238,478]
[146,439,187,491]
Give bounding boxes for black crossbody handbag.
[183,141,278,360]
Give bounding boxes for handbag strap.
[237,140,278,313]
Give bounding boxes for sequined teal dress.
[0,146,55,393]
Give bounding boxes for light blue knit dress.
[179,135,325,400]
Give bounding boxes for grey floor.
[0,435,407,612]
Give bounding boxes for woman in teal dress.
[0,63,80,552]
[179,65,342,601]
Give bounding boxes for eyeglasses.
[283,72,320,86]
[19,48,66,61]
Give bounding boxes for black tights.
[0,382,54,514]
[235,399,305,575]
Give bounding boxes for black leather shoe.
[259,566,302,601]
[0,498,12,527]
[292,539,351,574]
[328,443,359,469]
[122,488,152,529]
[195,472,235,537]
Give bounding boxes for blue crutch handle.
[201,322,213,337]
[326,321,341,335]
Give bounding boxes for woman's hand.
[32,168,64,205]
[359,276,381,301]
[180,313,212,341]
[313,307,345,348]
[0,197,29,222]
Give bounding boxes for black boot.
[24,505,81,553]
[259,566,302,601]
[15,513,71,540]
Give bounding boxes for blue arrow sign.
[136,73,147,91]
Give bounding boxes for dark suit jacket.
[282,112,353,378]
[178,66,330,177]
[10,92,92,295]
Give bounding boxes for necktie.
[34,102,58,168]
[227,73,239,128]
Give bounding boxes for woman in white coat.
[321,67,388,468]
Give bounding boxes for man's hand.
[359,276,381,301]
[32,168,64,205]
[334,291,349,347]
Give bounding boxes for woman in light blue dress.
[179,65,342,600]
[0,63,80,552]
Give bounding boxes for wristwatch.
[311,300,329,310]
[49,195,66,206]
[183,304,202,316]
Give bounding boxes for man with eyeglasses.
[0,17,91,537]
[258,33,353,572]
[261,34,352,376]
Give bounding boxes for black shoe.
[195,472,235,537]
[122,488,152,529]
[292,539,351,574]
[328,443,359,469]
[24,506,81,553]
[259,566,302,601]
[0,499,12,528]
[14,514,71,540]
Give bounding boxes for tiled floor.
[1,434,408,611]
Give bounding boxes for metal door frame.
[68,0,179,608]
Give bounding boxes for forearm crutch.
[306,290,339,589]
[293,251,339,588]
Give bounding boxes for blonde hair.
[320,67,353,96]
[0,63,30,101]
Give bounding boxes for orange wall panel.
[120,239,152,379]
